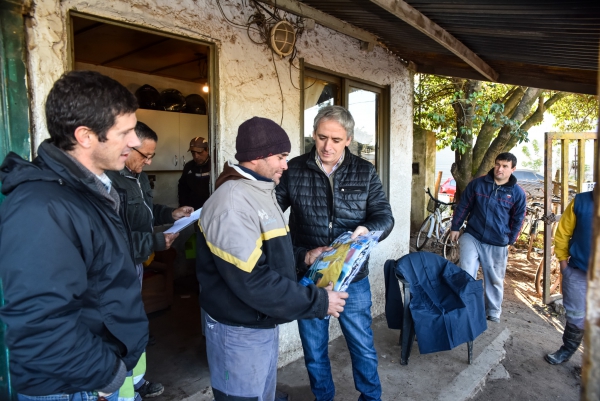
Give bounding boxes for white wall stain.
[25,0,412,368]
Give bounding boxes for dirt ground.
[413,234,583,400]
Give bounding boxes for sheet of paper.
[164,208,201,234]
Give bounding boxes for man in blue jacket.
[449,152,526,323]
[0,71,148,400]
[545,188,594,364]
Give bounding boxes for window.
[301,63,390,194]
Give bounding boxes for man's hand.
[324,281,348,318]
[449,230,461,243]
[305,246,333,266]
[559,260,568,272]
[172,206,193,220]
[351,225,369,239]
[164,232,179,249]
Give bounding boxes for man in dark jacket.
[276,105,394,401]
[108,121,193,267]
[196,117,348,401]
[449,152,527,323]
[545,188,594,365]
[107,121,193,398]
[0,71,147,400]
[178,136,211,210]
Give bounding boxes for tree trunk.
[472,88,526,174]
[451,79,481,192]
[475,87,543,177]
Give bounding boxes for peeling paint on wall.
[24,0,413,368]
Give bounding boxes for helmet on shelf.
[134,84,161,110]
[158,89,186,112]
[184,94,207,115]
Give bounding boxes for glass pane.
[348,87,378,167]
[304,79,338,154]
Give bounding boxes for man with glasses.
[107,121,193,399]
[178,136,211,210]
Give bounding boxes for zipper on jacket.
[127,174,154,232]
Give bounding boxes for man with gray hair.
[277,105,394,401]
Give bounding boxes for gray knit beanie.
[235,117,291,162]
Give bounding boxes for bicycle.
[442,219,466,265]
[415,188,455,251]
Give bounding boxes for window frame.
[300,60,390,196]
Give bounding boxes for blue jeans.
[298,277,381,401]
[18,391,119,401]
[562,264,588,330]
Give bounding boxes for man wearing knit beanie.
[196,116,348,401]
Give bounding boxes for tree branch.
[472,87,526,173]
[502,87,526,117]
[502,92,567,152]
[476,87,542,177]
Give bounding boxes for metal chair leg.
[400,282,414,365]
[467,341,473,364]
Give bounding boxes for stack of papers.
[164,208,202,234]
[300,230,383,292]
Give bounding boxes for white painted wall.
[24,0,412,367]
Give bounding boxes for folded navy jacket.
[394,252,487,354]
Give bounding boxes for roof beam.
[256,0,378,51]
[369,0,499,82]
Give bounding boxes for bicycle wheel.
[535,247,561,297]
[443,226,464,265]
[416,216,433,250]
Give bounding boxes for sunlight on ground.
[511,286,564,334]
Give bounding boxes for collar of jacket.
[215,160,275,191]
[120,167,139,180]
[41,140,121,210]
[485,168,517,187]
[305,146,352,174]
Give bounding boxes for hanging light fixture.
[270,21,296,57]
[202,84,209,93]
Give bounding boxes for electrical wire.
[216,0,308,125]
[271,48,285,126]
[215,0,260,31]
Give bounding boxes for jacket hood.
[215,160,257,189]
[1,140,104,197]
[486,168,518,187]
[1,143,61,195]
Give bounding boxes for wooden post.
[561,139,569,212]
[580,63,600,400]
[433,171,442,198]
[578,139,586,193]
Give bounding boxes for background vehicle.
[439,177,456,196]
[514,169,544,199]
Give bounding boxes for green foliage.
[522,139,543,171]
[549,94,599,132]
[414,75,528,150]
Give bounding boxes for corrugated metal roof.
[299,0,600,94]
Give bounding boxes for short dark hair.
[495,152,517,168]
[135,121,158,143]
[45,70,138,151]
